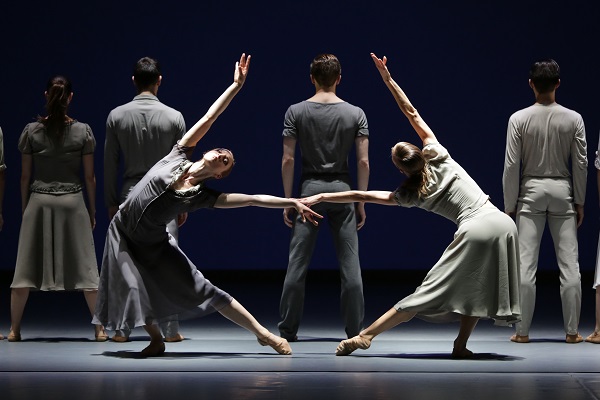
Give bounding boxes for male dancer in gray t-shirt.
[278,54,370,341]
[104,57,186,342]
[503,59,587,344]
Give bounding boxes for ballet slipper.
[7,331,21,342]
[257,333,292,355]
[140,341,166,357]
[510,334,529,343]
[585,331,600,344]
[566,333,583,344]
[164,333,185,343]
[0,333,4,340]
[451,347,474,359]
[112,333,130,342]
[335,335,371,356]
[95,326,109,342]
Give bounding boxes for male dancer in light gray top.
[0,127,6,233]
[0,126,5,340]
[104,57,186,342]
[278,54,369,341]
[503,59,587,344]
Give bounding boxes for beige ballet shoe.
[257,333,292,355]
[566,333,583,344]
[0,333,4,340]
[335,335,371,356]
[585,331,600,344]
[451,347,474,359]
[7,331,21,342]
[140,341,166,357]
[164,333,185,343]
[112,333,130,342]
[510,334,529,343]
[95,326,109,342]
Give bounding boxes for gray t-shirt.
[503,102,587,212]
[282,101,368,179]
[104,94,185,208]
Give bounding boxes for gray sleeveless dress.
[93,144,233,331]
[393,143,521,325]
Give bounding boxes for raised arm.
[179,53,251,148]
[370,53,437,146]
[214,193,322,226]
[302,190,397,207]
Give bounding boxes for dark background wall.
[0,1,598,275]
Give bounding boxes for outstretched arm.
[179,53,251,148]
[214,193,322,225]
[302,190,397,207]
[370,53,437,146]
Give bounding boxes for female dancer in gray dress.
[9,76,107,342]
[302,54,521,359]
[93,54,320,357]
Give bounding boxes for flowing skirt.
[11,191,99,291]
[395,202,521,325]
[93,215,233,331]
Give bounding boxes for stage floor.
[0,274,599,399]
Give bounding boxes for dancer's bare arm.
[215,193,322,226]
[179,53,251,148]
[302,190,396,207]
[370,53,437,146]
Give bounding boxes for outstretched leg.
[452,315,479,359]
[141,324,165,357]
[220,299,292,355]
[336,307,416,356]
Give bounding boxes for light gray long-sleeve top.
[104,94,185,208]
[502,102,587,213]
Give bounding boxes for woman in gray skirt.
[93,54,320,357]
[9,76,107,342]
[301,54,521,359]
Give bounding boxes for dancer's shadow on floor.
[99,350,285,359]
[12,337,101,343]
[359,353,524,361]
[295,337,343,343]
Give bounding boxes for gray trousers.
[515,177,581,336]
[278,179,364,339]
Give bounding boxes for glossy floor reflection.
[0,272,598,399]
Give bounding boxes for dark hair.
[39,75,72,135]
[133,57,161,90]
[529,59,560,94]
[391,142,430,199]
[310,54,341,87]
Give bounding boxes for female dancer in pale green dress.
[302,54,521,358]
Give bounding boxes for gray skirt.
[11,191,99,291]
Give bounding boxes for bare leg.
[83,290,108,341]
[9,288,30,341]
[141,324,165,357]
[218,299,291,355]
[336,308,416,356]
[452,315,479,359]
[586,289,600,343]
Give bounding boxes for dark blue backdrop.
[0,1,598,274]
